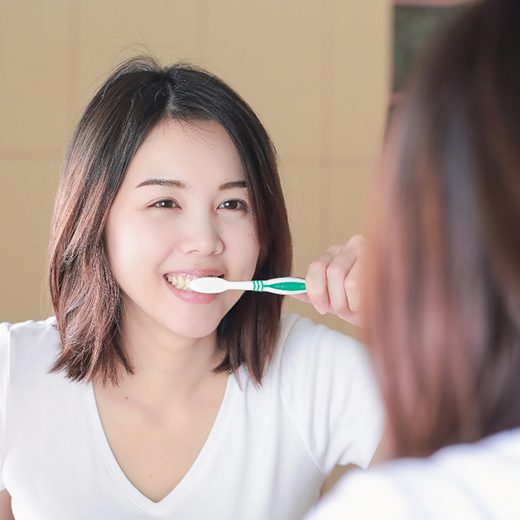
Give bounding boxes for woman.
[0,59,382,519]
[309,0,520,517]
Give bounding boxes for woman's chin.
[160,313,222,341]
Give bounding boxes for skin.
[0,492,14,520]
[105,119,260,345]
[301,235,366,326]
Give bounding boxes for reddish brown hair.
[364,0,520,458]
[49,58,292,385]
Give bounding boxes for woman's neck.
[111,310,225,408]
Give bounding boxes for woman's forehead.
[124,119,246,186]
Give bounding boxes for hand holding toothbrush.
[294,234,365,326]
[189,235,365,326]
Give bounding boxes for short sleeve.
[0,323,10,491]
[279,316,384,474]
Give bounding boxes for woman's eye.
[218,199,248,211]
[151,199,178,209]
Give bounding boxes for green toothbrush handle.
[254,277,307,295]
[266,281,306,292]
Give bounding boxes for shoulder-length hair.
[49,58,292,385]
[364,0,520,458]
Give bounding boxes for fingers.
[326,244,357,318]
[299,235,366,325]
[305,244,340,315]
[344,260,361,313]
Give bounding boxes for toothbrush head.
[189,277,228,294]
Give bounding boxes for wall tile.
[74,0,202,112]
[0,2,72,152]
[282,162,329,270]
[0,157,59,321]
[282,161,375,339]
[327,0,390,160]
[326,163,375,242]
[203,0,325,163]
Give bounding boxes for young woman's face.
[105,119,260,341]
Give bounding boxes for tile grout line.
[196,0,208,62]
[67,0,81,135]
[321,0,335,241]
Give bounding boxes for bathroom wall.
[0,1,391,338]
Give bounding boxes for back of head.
[364,0,520,458]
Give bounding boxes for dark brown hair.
[49,58,292,385]
[364,0,520,458]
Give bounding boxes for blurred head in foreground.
[364,0,520,458]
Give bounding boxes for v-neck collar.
[82,374,235,516]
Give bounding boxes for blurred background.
[0,0,470,491]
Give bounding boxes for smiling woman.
[0,58,383,519]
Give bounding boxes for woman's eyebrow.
[135,178,247,190]
[219,180,247,190]
[136,178,185,189]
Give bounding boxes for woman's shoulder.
[392,428,520,485]
[273,312,376,392]
[277,312,372,375]
[374,429,520,488]
[268,314,383,471]
[310,429,520,519]
[2,316,58,343]
[1,317,60,368]
[307,466,414,519]
[281,311,362,346]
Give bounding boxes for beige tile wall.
[0,0,390,334]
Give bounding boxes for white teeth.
[165,274,194,291]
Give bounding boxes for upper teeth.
[166,274,194,291]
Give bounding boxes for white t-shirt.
[307,428,520,519]
[0,314,382,520]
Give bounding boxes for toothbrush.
[189,276,307,295]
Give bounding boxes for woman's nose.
[179,217,224,256]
